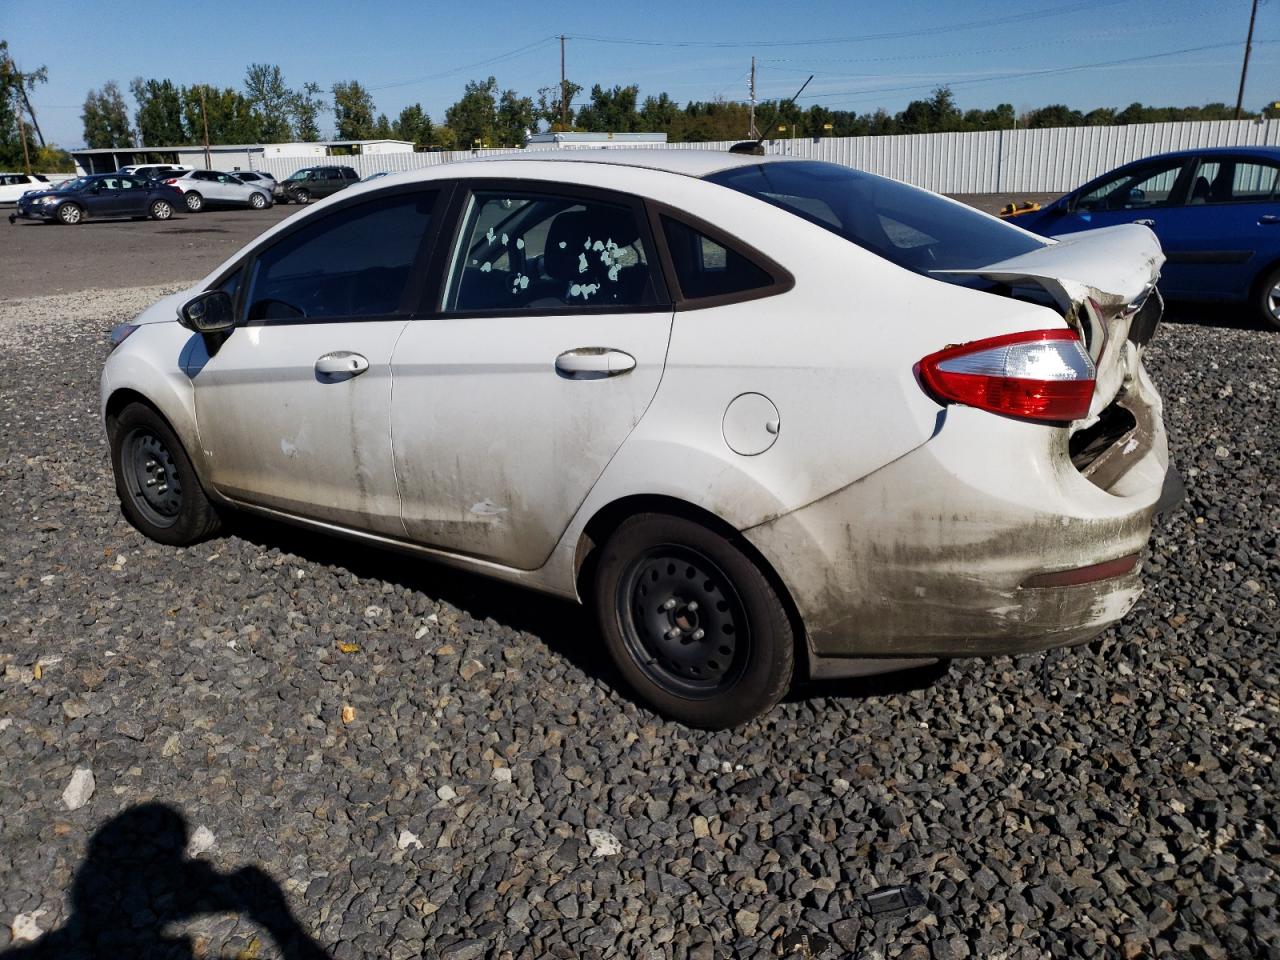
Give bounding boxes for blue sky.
[5,0,1277,148]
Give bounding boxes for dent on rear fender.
[742,421,1157,658]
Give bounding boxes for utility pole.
[1235,0,1258,120]
[560,35,568,132]
[748,56,759,139]
[17,78,44,148]
[199,86,212,168]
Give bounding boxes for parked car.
[234,170,277,191]
[101,151,1177,727]
[0,172,65,204]
[120,164,192,181]
[11,174,182,224]
[166,170,273,212]
[1014,146,1280,329]
[273,165,359,204]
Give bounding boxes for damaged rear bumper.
[744,363,1172,669]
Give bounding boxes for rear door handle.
[315,351,369,378]
[1259,215,1279,225]
[554,348,636,379]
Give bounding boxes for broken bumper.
[744,366,1171,664]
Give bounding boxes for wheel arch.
[572,493,813,679]
[1247,254,1280,308]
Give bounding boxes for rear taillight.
[917,329,1095,423]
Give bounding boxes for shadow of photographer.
[2,802,329,960]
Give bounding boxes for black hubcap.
[618,545,749,697]
[124,428,182,527]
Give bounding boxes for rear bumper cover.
[744,366,1171,664]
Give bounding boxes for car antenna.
[730,74,813,155]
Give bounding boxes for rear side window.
[1191,159,1279,204]
[707,161,1045,277]
[661,217,774,300]
[245,190,437,322]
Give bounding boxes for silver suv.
[166,170,273,212]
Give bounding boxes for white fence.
[253,119,1280,195]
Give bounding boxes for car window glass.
[245,190,437,322]
[661,217,774,300]
[1076,160,1184,211]
[119,178,137,190]
[100,177,118,190]
[708,161,1046,276]
[445,191,660,312]
[1191,160,1279,204]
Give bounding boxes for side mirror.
[179,290,236,334]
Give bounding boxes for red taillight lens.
[917,329,1095,423]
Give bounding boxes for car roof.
[1125,145,1280,164]
[464,147,797,179]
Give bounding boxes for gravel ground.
[0,286,1277,960]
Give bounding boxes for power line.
[369,36,559,92]
[801,40,1270,105]
[565,0,1141,49]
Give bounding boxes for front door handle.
[1259,214,1279,225]
[315,351,369,378]
[554,348,636,379]
[1133,218,1155,227]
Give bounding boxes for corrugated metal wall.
[254,119,1280,194]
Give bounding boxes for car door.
[1145,154,1280,300]
[217,172,251,204]
[316,168,340,197]
[85,176,128,217]
[390,182,675,569]
[191,187,443,535]
[117,176,150,215]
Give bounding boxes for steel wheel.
[58,203,82,224]
[185,192,203,212]
[249,192,266,209]
[617,544,752,698]
[150,200,172,220]
[121,427,183,528]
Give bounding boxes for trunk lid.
[935,223,1164,425]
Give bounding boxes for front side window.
[1076,160,1186,211]
[245,190,437,322]
[444,190,661,312]
[661,216,774,300]
[708,160,1046,276]
[1189,159,1279,204]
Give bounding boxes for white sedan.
[101,151,1177,728]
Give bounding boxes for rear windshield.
[706,161,1046,277]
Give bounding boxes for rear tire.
[1255,265,1280,331]
[249,192,267,209]
[149,199,173,220]
[184,192,203,213]
[109,402,222,545]
[56,203,83,225]
[593,513,795,729]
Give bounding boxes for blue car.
[1015,147,1280,329]
[10,173,184,226]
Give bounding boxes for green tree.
[638,93,679,134]
[392,103,433,145]
[575,84,640,132]
[1024,103,1085,128]
[897,86,962,134]
[0,43,48,168]
[331,80,376,140]
[445,77,498,147]
[82,81,133,148]
[130,77,185,146]
[291,82,326,141]
[536,80,581,131]
[244,63,294,142]
[181,84,261,145]
[372,113,394,139]
[495,89,534,146]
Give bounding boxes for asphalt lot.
[2,204,301,299]
[0,196,1276,959]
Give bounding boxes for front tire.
[292,188,311,204]
[1255,265,1280,331]
[56,203,83,225]
[109,402,222,545]
[594,513,795,729]
[149,199,173,220]
[184,192,204,213]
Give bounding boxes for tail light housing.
[917,329,1095,423]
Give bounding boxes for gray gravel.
[1,287,1277,959]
